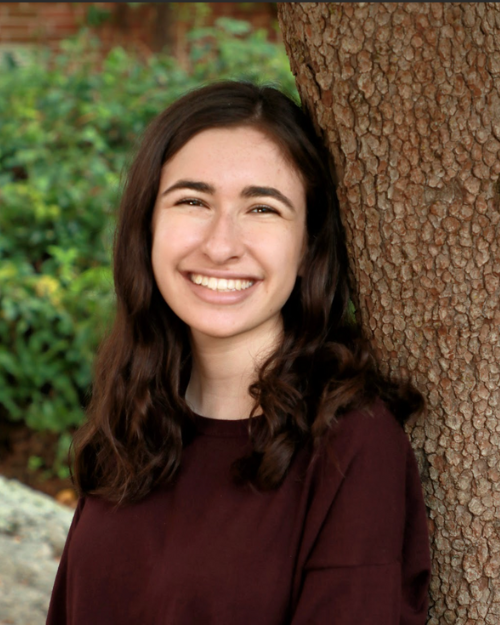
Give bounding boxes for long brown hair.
[72,81,423,504]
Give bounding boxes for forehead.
[161,126,304,190]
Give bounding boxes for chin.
[190,327,246,341]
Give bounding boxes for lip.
[183,272,259,304]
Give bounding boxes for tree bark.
[151,3,175,53]
[278,3,500,624]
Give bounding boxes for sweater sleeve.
[290,406,431,625]
[46,496,86,625]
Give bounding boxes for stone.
[0,476,74,625]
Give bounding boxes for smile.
[189,273,255,292]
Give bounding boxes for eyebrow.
[161,180,296,211]
[161,180,215,196]
[241,186,295,211]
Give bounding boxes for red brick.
[2,4,22,17]
[0,1,277,53]
[1,18,32,29]
[47,17,79,28]
[38,5,74,17]
[16,3,38,17]
[1,29,37,42]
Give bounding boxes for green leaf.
[0,16,297,478]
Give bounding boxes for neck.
[185,320,282,420]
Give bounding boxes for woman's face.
[151,126,307,345]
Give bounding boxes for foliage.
[188,18,296,97]
[0,19,297,476]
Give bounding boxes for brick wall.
[0,3,87,44]
[0,2,278,54]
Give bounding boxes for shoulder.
[299,399,424,569]
[323,398,412,477]
[304,398,417,530]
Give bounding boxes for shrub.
[0,19,297,476]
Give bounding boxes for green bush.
[0,19,297,475]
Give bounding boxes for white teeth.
[190,274,254,292]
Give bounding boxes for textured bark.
[152,3,175,53]
[278,3,500,624]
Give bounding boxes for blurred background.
[0,1,297,506]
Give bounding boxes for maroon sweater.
[47,403,430,624]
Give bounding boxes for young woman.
[47,81,431,624]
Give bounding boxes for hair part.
[72,81,424,505]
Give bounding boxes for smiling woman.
[151,126,307,356]
[46,82,431,625]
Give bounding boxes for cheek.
[262,233,306,284]
[152,219,202,263]
[150,228,180,295]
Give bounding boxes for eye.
[250,205,280,215]
[176,198,206,207]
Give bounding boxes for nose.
[199,211,244,264]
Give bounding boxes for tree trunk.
[151,3,175,53]
[278,3,500,624]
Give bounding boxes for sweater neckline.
[193,413,263,437]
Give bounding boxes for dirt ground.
[0,419,77,508]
